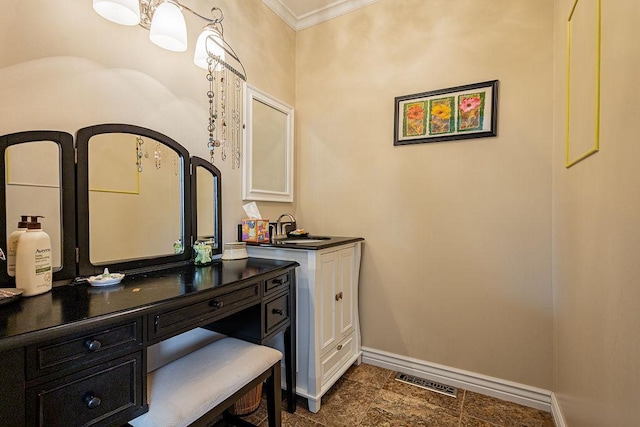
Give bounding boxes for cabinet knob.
[335,292,343,301]
[209,300,224,309]
[337,344,343,350]
[272,308,284,315]
[84,339,101,352]
[84,394,102,409]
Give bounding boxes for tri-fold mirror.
[0,124,222,285]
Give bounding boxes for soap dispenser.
[16,216,52,296]
[7,215,29,277]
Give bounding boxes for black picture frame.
[394,80,499,146]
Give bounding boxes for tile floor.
[237,363,555,427]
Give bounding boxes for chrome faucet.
[274,213,297,240]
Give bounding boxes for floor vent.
[394,373,458,398]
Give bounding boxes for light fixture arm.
[181,4,223,25]
[139,1,223,29]
[135,1,246,79]
[206,34,246,81]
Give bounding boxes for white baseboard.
[361,346,552,412]
[551,393,567,427]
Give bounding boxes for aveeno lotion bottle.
[16,216,52,296]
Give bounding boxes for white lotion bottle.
[7,215,29,277]
[16,216,52,296]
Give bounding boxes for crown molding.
[262,0,382,31]
[261,0,298,30]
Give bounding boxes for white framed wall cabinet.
[247,240,362,412]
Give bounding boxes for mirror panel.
[6,141,62,269]
[88,133,183,264]
[191,157,222,255]
[76,124,191,275]
[243,84,294,202]
[0,131,76,284]
[252,99,288,193]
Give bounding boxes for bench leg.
[265,363,282,427]
[284,325,296,413]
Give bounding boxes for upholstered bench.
[129,337,282,427]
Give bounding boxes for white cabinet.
[247,240,362,413]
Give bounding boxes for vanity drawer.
[26,352,144,427]
[320,332,355,386]
[265,293,290,334]
[26,320,142,380]
[149,284,260,341]
[264,273,290,295]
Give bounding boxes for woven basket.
[230,383,263,415]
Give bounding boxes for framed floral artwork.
[394,80,499,145]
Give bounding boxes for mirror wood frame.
[190,156,222,256]
[0,130,77,284]
[76,124,192,276]
[1,125,221,285]
[242,84,294,203]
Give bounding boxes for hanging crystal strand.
[233,75,242,169]
[220,66,227,162]
[154,142,162,169]
[227,68,233,165]
[206,57,219,163]
[136,136,144,173]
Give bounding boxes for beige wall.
[8,1,639,418]
[553,0,640,424]
[0,0,295,245]
[296,0,554,388]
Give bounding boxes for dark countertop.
[245,236,364,250]
[0,258,298,350]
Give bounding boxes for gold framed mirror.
[565,0,601,168]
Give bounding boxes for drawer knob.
[84,394,102,409]
[209,300,224,309]
[85,339,102,352]
[272,308,284,315]
[272,278,283,285]
[337,344,343,350]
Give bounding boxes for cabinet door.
[337,247,355,336]
[319,246,356,355]
[318,250,339,355]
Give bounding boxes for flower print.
[458,94,483,131]
[459,96,481,113]
[431,103,452,120]
[406,103,425,120]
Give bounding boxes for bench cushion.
[130,337,282,427]
[146,328,226,373]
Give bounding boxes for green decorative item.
[193,240,213,266]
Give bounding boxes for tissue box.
[241,219,270,242]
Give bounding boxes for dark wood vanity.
[0,124,299,426]
[0,258,298,426]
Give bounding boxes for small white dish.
[88,268,125,287]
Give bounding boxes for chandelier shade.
[194,26,225,69]
[93,0,141,26]
[149,1,188,52]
